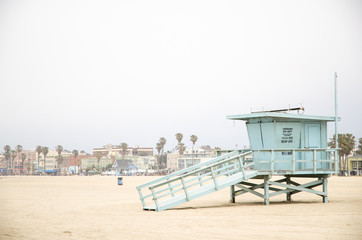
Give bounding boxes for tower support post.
[286,176,292,201]
[264,176,270,205]
[323,176,328,203]
[230,185,236,203]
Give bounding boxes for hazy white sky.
[1,0,361,153]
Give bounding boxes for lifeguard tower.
[136,93,340,211]
[226,109,338,205]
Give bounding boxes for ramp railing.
[136,150,253,211]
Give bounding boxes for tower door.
[305,123,321,169]
[306,124,321,148]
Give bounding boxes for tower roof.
[227,112,339,122]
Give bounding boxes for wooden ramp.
[136,150,255,211]
[144,171,258,211]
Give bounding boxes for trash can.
[118,177,123,185]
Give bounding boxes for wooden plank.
[235,182,282,193]
[268,180,326,196]
[236,184,264,199]
[273,181,323,197]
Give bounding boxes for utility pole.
[334,72,339,174]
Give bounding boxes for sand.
[0,175,361,240]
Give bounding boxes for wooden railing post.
[151,187,160,211]
[334,149,338,174]
[313,149,316,174]
[137,188,146,208]
[197,172,203,186]
[181,177,190,201]
[238,157,246,179]
[271,150,274,173]
[167,178,175,197]
[210,167,219,190]
[292,150,295,174]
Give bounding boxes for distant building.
[112,159,135,174]
[166,153,178,170]
[168,148,216,171]
[8,150,37,175]
[348,154,362,175]
[69,154,90,174]
[93,144,153,157]
[0,154,6,174]
[81,156,114,170]
[114,154,156,171]
[36,150,71,174]
[23,150,36,174]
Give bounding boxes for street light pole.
[334,72,339,174]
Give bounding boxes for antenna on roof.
[251,104,304,114]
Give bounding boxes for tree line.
[3,133,361,175]
[154,133,198,170]
[2,145,84,175]
[329,134,362,175]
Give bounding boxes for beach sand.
[0,175,361,240]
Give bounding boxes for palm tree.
[55,145,63,175]
[3,145,11,174]
[26,161,31,174]
[56,145,63,156]
[72,149,79,174]
[36,146,42,173]
[15,145,23,174]
[95,152,103,169]
[357,138,362,155]
[56,156,63,175]
[329,133,356,175]
[175,133,183,144]
[120,143,128,160]
[159,137,166,168]
[177,142,186,158]
[190,135,198,166]
[41,147,49,173]
[20,153,27,175]
[155,142,162,169]
[10,150,17,175]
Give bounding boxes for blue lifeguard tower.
[226,109,338,205]
[136,77,340,211]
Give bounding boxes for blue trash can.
[118,177,123,185]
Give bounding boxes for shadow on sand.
[168,199,324,211]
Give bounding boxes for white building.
[168,148,216,171]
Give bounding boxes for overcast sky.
[0,0,361,153]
